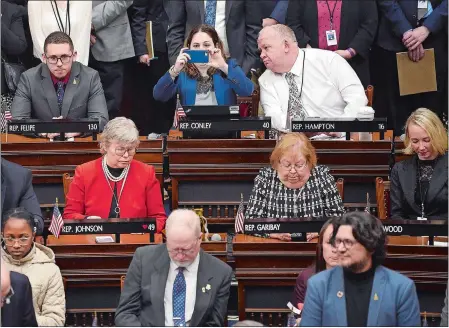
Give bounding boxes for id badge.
[418,0,428,9]
[326,30,338,46]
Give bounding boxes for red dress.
[63,158,167,233]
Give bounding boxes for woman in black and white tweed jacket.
[245,133,344,241]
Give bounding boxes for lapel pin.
[206,284,211,291]
[73,78,78,85]
[337,291,344,298]
[202,287,206,293]
[374,293,379,301]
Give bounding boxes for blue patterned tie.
[204,0,217,26]
[173,267,186,327]
[56,81,65,114]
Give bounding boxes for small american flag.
[234,195,245,233]
[172,94,186,128]
[49,204,64,238]
[1,110,12,133]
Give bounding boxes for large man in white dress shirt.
[115,209,233,327]
[258,25,368,133]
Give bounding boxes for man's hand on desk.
[269,233,292,241]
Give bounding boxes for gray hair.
[165,209,201,238]
[260,24,297,43]
[99,117,140,154]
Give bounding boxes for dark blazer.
[292,266,315,306]
[1,158,43,234]
[390,154,448,220]
[376,0,448,52]
[269,0,288,24]
[301,266,421,326]
[10,61,109,130]
[286,0,378,87]
[115,244,233,327]
[153,59,254,105]
[1,0,27,94]
[1,271,38,327]
[165,0,269,75]
[130,0,168,56]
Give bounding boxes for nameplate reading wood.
[291,118,387,132]
[243,218,447,236]
[178,118,271,131]
[47,218,157,235]
[7,119,100,134]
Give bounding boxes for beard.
[172,259,193,268]
[341,256,371,273]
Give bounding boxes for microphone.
[210,233,222,241]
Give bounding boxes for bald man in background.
[115,209,233,327]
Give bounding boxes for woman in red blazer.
[63,117,167,233]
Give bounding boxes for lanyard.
[325,0,339,30]
[51,0,71,36]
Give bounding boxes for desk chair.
[63,173,74,198]
[375,177,390,220]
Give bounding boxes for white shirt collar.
[169,251,201,274]
[287,50,306,78]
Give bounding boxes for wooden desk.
[232,234,447,321]
[168,139,398,211]
[48,234,228,288]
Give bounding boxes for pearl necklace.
[102,156,129,182]
[102,156,130,217]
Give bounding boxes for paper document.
[396,48,437,96]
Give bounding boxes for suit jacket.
[63,158,167,233]
[1,0,27,94]
[1,158,43,234]
[390,154,448,220]
[115,245,233,327]
[300,266,421,327]
[286,0,378,87]
[164,0,267,75]
[269,0,288,25]
[130,0,168,55]
[376,0,448,52]
[91,0,135,62]
[153,59,254,105]
[10,61,109,130]
[1,271,38,327]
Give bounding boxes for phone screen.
[184,50,209,63]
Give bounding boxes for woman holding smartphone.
[153,24,254,105]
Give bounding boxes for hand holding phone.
[184,50,209,63]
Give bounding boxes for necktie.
[285,72,306,125]
[173,267,186,327]
[204,0,217,26]
[56,81,65,114]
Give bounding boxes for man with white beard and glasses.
[300,211,421,327]
[115,209,232,327]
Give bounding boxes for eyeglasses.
[167,237,200,255]
[45,53,73,64]
[1,236,31,246]
[333,238,357,249]
[115,147,137,157]
[1,286,14,306]
[279,161,308,171]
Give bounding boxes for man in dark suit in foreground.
[1,158,43,234]
[11,31,108,139]
[1,259,38,326]
[115,209,233,327]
